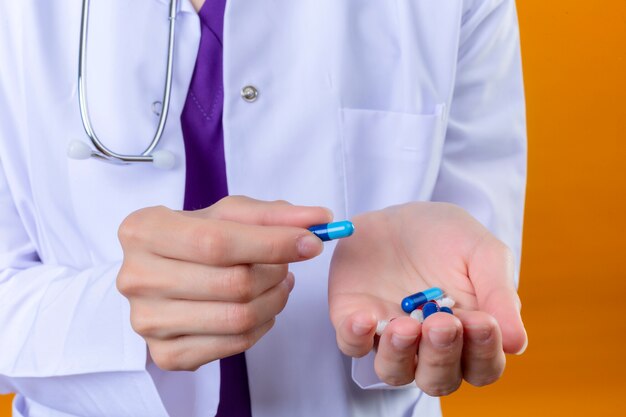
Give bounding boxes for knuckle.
[115,264,135,296]
[193,223,227,264]
[471,347,501,362]
[150,343,188,371]
[209,197,230,217]
[272,199,291,206]
[231,319,275,353]
[212,196,249,217]
[118,206,167,247]
[228,265,255,302]
[227,303,258,334]
[149,346,175,371]
[261,237,281,263]
[232,331,256,353]
[259,203,285,224]
[118,212,144,247]
[226,195,249,205]
[424,353,458,369]
[130,307,161,338]
[116,263,149,297]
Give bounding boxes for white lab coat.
[0,0,526,416]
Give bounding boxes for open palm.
[329,202,527,394]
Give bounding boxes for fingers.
[336,309,507,394]
[117,196,327,370]
[335,311,378,358]
[122,257,289,302]
[374,317,421,386]
[205,196,334,228]
[468,237,527,354]
[455,310,506,387]
[414,312,463,396]
[119,206,325,266]
[130,274,294,339]
[148,318,277,371]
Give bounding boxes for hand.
[117,196,332,371]
[329,202,527,395]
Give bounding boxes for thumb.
[469,237,528,355]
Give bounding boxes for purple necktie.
[180,1,253,416]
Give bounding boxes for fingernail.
[352,321,373,336]
[297,234,322,258]
[391,333,417,350]
[515,329,529,355]
[428,327,458,348]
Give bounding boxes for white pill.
[375,320,389,336]
[410,309,424,323]
[439,297,456,308]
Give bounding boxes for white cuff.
[351,350,415,390]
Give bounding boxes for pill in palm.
[422,301,440,319]
[410,309,424,323]
[375,320,389,336]
[438,297,455,308]
[440,306,453,314]
[401,287,444,313]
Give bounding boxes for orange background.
[1,0,625,415]
[443,1,626,416]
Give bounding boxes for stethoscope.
[67,0,179,169]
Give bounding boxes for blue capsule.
[308,221,355,242]
[401,287,444,313]
[422,302,440,319]
[440,306,454,315]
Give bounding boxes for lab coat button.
[241,85,258,102]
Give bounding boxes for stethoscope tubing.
[77,0,178,164]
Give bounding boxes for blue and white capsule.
[309,221,355,242]
[401,287,444,313]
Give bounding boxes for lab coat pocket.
[339,105,446,216]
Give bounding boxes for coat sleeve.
[0,158,178,417]
[0,4,150,382]
[352,0,527,390]
[431,0,527,283]
[0,156,148,382]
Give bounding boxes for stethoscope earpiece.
[68,140,175,169]
[67,140,94,160]
[151,150,176,170]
